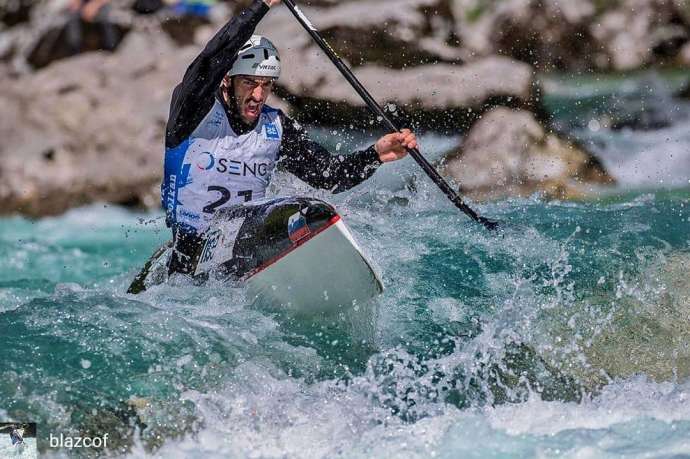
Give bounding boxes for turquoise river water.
[1,73,690,457]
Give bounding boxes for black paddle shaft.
[281,0,499,231]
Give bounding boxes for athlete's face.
[229,75,275,124]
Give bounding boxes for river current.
[1,73,689,457]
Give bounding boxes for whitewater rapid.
[1,72,689,458]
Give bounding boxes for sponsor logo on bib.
[196,152,215,170]
[215,159,270,177]
[264,123,280,140]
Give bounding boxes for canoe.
[128,197,383,314]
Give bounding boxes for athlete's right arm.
[165,0,271,149]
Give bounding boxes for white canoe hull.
[246,217,383,315]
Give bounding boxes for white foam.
[487,376,690,436]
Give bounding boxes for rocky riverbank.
[2,0,688,216]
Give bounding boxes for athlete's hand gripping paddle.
[281,0,500,231]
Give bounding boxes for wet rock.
[442,107,614,201]
[590,0,687,70]
[585,253,690,382]
[449,0,689,71]
[256,0,540,125]
[254,4,540,128]
[1,0,132,71]
[274,54,538,129]
[0,27,188,216]
[293,56,534,111]
[452,0,602,72]
[257,0,466,67]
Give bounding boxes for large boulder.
[254,0,465,66]
[584,253,690,382]
[0,0,132,72]
[449,0,690,71]
[0,28,190,216]
[254,5,539,129]
[451,0,602,71]
[442,107,614,200]
[281,56,534,111]
[590,0,687,70]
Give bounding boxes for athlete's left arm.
[277,114,382,193]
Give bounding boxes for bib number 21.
[203,186,253,213]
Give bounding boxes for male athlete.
[162,0,417,274]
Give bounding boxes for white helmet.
[228,35,281,79]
